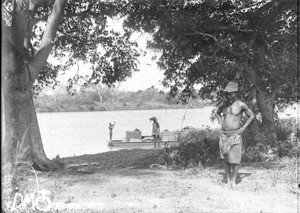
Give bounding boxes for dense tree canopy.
[29,0,142,93]
[118,0,298,143]
[120,0,297,102]
[7,0,297,101]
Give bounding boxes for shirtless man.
[215,82,254,188]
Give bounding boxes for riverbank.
[33,85,212,113]
[9,149,298,213]
[34,100,211,113]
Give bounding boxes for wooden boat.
[108,131,179,147]
[108,139,179,146]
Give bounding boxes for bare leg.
[224,161,231,187]
[231,164,240,188]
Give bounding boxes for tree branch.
[11,0,29,52]
[218,26,255,33]
[29,0,50,11]
[186,30,218,42]
[28,0,67,83]
[19,0,49,59]
[185,30,228,50]
[23,10,36,62]
[64,7,101,18]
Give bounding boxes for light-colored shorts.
[219,131,242,164]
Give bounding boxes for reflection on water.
[37,107,217,158]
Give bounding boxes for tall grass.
[2,127,41,212]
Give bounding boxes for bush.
[243,144,277,163]
[159,127,220,168]
[275,117,299,158]
[243,117,299,162]
[160,118,299,166]
[275,117,299,141]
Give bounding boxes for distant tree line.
[34,84,211,112]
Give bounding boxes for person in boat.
[150,117,161,148]
[214,81,254,188]
[108,122,116,142]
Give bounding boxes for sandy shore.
[6,149,299,213]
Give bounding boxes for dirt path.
[7,149,298,213]
[23,165,296,213]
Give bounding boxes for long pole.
[180,97,192,130]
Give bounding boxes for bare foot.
[225,182,231,189]
[231,182,237,189]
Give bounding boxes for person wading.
[215,82,254,188]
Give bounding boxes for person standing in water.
[108,122,116,142]
[215,82,254,188]
[150,117,160,148]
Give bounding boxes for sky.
[118,45,165,91]
[108,18,165,91]
[57,43,165,92]
[56,18,166,92]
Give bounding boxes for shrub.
[160,127,220,168]
[243,117,299,162]
[275,117,299,158]
[161,118,299,166]
[275,117,299,141]
[243,144,278,163]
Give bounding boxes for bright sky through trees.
[53,17,165,92]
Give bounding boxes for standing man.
[108,122,116,142]
[150,117,161,148]
[215,82,254,188]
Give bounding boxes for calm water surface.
[37,105,299,158]
[37,107,218,158]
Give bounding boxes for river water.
[37,107,218,158]
[36,105,298,158]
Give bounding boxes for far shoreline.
[36,103,213,113]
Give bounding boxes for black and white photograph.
[1,0,299,212]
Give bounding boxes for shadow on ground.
[219,172,252,184]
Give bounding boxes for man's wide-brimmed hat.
[222,82,238,93]
[150,117,157,121]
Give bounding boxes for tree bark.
[244,96,263,147]
[244,88,277,146]
[243,85,278,146]
[2,0,67,173]
[256,89,277,144]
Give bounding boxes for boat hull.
[108,140,178,146]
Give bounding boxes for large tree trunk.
[245,88,277,146]
[2,0,67,174]
[256,89,277,144]
[2,66,34,170]
[244,96,263,147]
[29,95,61,170]
[2,66,56,172]
[1,33,57,171]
